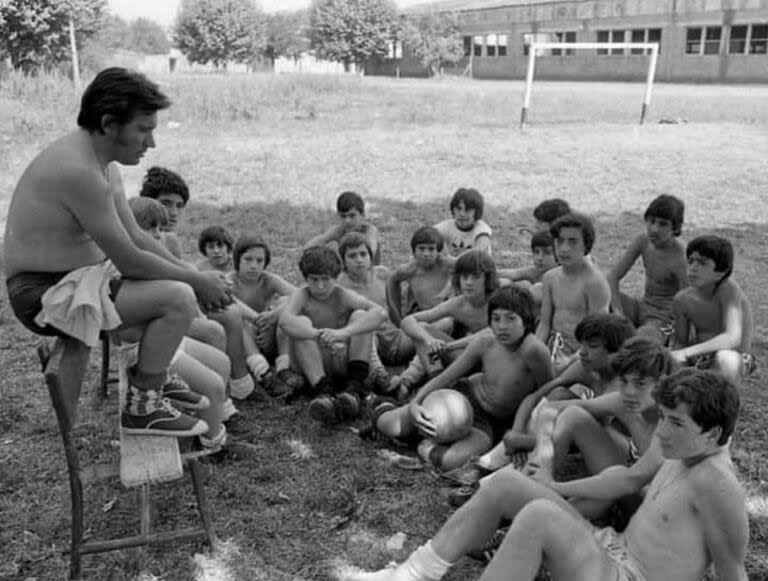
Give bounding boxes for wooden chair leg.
[189,459,217,549]
[100,335,110,399]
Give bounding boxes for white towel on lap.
[34,261,122,347]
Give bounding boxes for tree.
[265,10,310,63]
[130,17,170,55]
[175,0,266,68]
[403,10,464,76]
[310,0,398,71]
[0,0,106,71]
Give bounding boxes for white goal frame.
[520,42,660,128]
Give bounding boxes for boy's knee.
[714,350,742,382]
[548,386,576,401]
[211,305,244,331]
[165,281,198,318]
[516,498,562,529]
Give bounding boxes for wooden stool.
[40,337,216,580]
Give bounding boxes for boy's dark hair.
[574,314,635,354]
[533,198,571,224]
[140,166,189,205]
[530,230,554,252]
[487,286,536,335]
[198,225,234,256]
[338,232,372,267]
[550,212,596,255]
[128,197,168,231]
[337,191,365,215]
[610,337,676,380]
[449,188,484,220]
[233,235,271,271]
[411,226,444,252]
[299,246,343,279]
[644,194,685,237]
[686,235,734,283]
[654,368,740,446]
[452,249,498,296]
[77,67,170,133]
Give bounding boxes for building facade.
[366,0,768,83]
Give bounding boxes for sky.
[108,0,434,27]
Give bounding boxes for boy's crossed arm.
[386,262,416,327]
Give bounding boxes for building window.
[647,28,662,53]
[551,31,576,55]
[498,34,508,56]
[729,25,748,54]
[630,28,662,55]
[751,24,768,54]
[463,36,472,57]
[486,34,497,57]
[597,30,610,55]
[704,26,722,54]
[473,35,483,57]
[686,27,702,54]
[597,30,625,55]
[523,32,550,56]
[611,29,625,54]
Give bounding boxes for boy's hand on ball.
[409,402,435,437]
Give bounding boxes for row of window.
[686,24,767,55]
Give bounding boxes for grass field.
[0,72,767,581]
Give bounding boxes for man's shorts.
[593,527,647,581]
[547,332,578,375]
[6,271,123,338]
[691,351,758,377]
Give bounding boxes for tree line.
[0,0,465,76]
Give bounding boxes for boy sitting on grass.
[386,226,456,328]
[533,198,571,231]
[304,191,382,265]
[279,246,387,425]
[480,313,635,471]
[536,213,611,374]
[671,234,756,385]
[608,194,688,343]
[139,165,188,260]
[434,188,492,256]
[400,250,499,381]
[367,286,551,472]
[346,368,748,581]
[230,235,305,399]
[498,230,557,306]
[196,225,235,273]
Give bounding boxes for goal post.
[520,42,660,128]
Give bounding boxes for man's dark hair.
[77,67,170,133]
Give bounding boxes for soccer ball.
[422,389,474,444]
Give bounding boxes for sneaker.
[308,394,338,425]
[121,398,209,437]
[447,484,478,508]
[162,373,210,411]
[335,392,361,421]
[467,527,507,564]
[222,397,240,421]
[199,425,228,452]
[367,366,397,396]
[264,369,306,400]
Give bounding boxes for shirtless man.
[671,235,754,385]
[609,195,687,343]
[536,213,611,374]
[4,68,231,436]
[345,367,748,581]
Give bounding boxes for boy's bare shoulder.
[716,278,746,301]
[542,266,562,283]
[673,286,697,307]
[519,333,549,359]
[689,454,745,506]
[392,260,418,278]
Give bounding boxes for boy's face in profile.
[686,252,724,289]
[578,338,610,372]
[306,274,336,300]
[156,192,185,232]
[490,307,526,347]
[532,245,557,271]
[204,241,231,268]
[613,374,656,414]
[458,272,485,299]
[554,226,587,265]
[645,216,675,247]
[656,402,713,460]
[339,208,364,231]
[452,201,477,231]
[238,247,267,277]
[343,244,371,274]
[414,243,439,267]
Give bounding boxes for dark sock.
[313,376,333,395]
[347,360,370,383]
[129,365,165,391]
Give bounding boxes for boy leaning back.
[279,246,387,424]
[608,194,687,343]
[671,235,755,385]
[536,213,611,373]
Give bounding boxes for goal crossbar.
[520,42,660,127]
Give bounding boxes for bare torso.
[408,261,454,310]
[641,237,686,314]
[301,286,354,330]
[232,273,281,312]
[451,295,489,335]
[4,131,115,278]
[677,280,752,352]
[549,264,608,346]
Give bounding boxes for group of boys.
[3,67,753,581]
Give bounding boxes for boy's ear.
[703,424,723,445]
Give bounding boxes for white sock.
[398,542,452,581]
[274,354,290,372]
[229,374,255,399]
[246,354,269,378]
